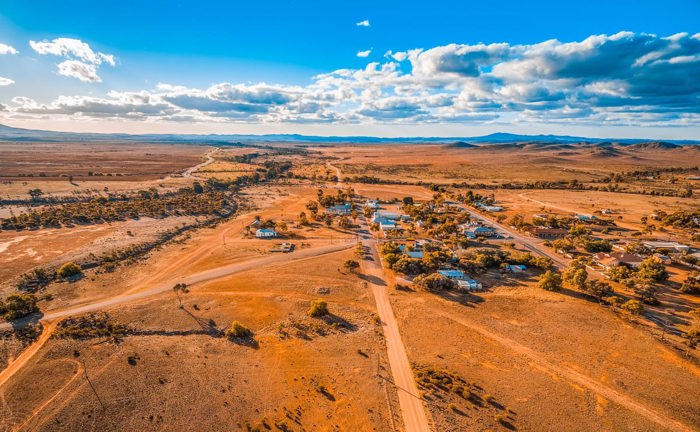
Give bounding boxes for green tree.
[621,299,644,315]
[1,293,39,320]
[192,181,204,194]
[563,258,588,290]
[538,270,563,292]
[637,257,668,282]
[172,283,189,308]
[584,280,614,303]
[413,273,456,292]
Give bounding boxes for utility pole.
[81,358,106,411]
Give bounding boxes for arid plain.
[1,139,699,432]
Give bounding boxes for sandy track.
[182,148,219,179]
[0,320,58,389]
[0,242,352,333]
[361,225,431,432]
[437,310,696,432]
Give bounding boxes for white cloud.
[0,43,18,55]
[356,19,370,27]
[3,32,700,128]
[29,37,116,82]
[57,60,102,82]
[0,77,14,86]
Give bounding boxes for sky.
[0,0,699,138]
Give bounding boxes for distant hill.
[0,123,698,146]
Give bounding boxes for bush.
[621,299,644,315]
[538,270,562,292]
[1,293,39,320]
[343,260,360,272]
[57,262,82,279]
[413,273,456,291]
[308,299,329,318]
[225,321,252,339]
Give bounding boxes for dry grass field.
[1,140,699,432]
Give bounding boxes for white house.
[642,241,690,253]
[255,228,277,238]
[364,200,381,209]
[457,279,482,292]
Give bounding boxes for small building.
[506,264,527,273]
[327,203,352,215]
[380,221,403,232]
[365,200,381,209]
[594,252,644,269]
[528,227,568,239]
[641,241,690,253]
[407,251,424,259]
[255,228,277,238]
[438,269,465,280]
[375,210,401,220]
[467,226,494,238]
[576,214,597,222]
[457,279,482,292]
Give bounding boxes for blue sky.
[0,0,699,138]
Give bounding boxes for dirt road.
[0,320,58,389]
[183,148,219,179]
[0,242,352,333]
[360,225,431,432]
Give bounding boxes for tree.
[584,280,614,303]
[633,281,659,305]
[324,214,333,226]
[563,258,588,290]
[607,264,633,282]
[225,321,252,339]
[538,270,562,292]
[276,220,288,232]
[338,216,351,229]
[680,273,700,294]
[637,257,668,282]
[28,188,44,201]
[297,211,309,226]
[402,196,414,206]
[684,330,700,354]
[172,283,189,308]
[343,259,360,273]
[1,293,39,320]
[413,273,456,292]
[391,257,426,276]
[57,262,82,279]
[308,299,329,317]
[621,299,644,315]
[192,181,204,194]
[305,200,319,216]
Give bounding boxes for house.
[255,228,277,238]
[594,252,644,269]
[641,241,690,253]
[528,227,568,239]
[466,226,494,238]
[457,279,482,292]
[375,210,401,220]
[438,269,465,280]
[407,251,424,259]
[364,200,381,209]
[327,203,352,215]
[576,214,597,222]
[380,221,403,232]
[506,264,527,273]
[476,202,504,212]
[654,254,672,265]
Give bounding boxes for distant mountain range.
[0,123,698,146]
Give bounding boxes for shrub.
[57,262,82,279]
[308,299,329,318]
[621,299,644,315]
[343,260,360,272]
[225,321,252,339]
[413,273,456,291]
[538,270,562,292]
[1,293,39,320]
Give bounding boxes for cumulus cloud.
[30,37,116,82]
[0,43,18,55]
[3,32,700,127]
[356,20,370,27]
[0,77,14,86]
[357,49,372,58]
